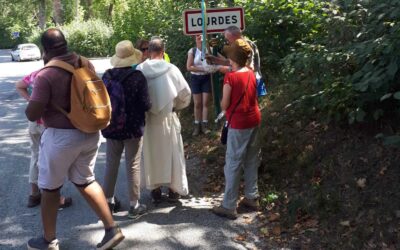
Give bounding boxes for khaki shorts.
[38,128,100,190]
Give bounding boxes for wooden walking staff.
[201,0,222,117]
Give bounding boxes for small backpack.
[101,68,136,138]
[247,40,267,97]
[44,57,111,133]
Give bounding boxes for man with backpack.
[101,40,151,219]
[25,28,124,250]
[206,26,267,97]
[206,26,259,71]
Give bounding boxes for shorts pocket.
[51,129,80,147]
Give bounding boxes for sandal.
[167,189,180,203]
[59,196,72,209]
[27,193,41,208]
[151,187,162,203]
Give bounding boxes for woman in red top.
[212,39,261,219]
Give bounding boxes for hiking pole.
[201,0,207,61]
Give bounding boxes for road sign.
[11,32,20,39]
[183,7,244,35]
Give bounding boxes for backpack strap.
[79,56,90,68]
[43,60,76,117]
[44,60,75,74]
[45,56,90,73]
[192,47,196,58]
[117,68,136,83]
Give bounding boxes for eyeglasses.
[140,47,148,52]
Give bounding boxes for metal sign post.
[201,0,207,60]
[183,6,246,121]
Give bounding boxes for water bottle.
[215,111,225,123]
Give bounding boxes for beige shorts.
[38,128,100,190]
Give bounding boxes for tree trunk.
[85,0,93,20]
[75,0,80,21]
[225,0,234,7]
[38,0,46,29]
[108,2,114,21]
[52,0,63,25]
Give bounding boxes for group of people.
[185,26,263,219]
[18,25,262,250]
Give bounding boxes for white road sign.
[183,7,245,35]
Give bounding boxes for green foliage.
[279,0,400,129]
[0,0,38,48]
[111,0,196,69]
[26,28,44,48]
[380,134,400,147]
[62,19,114,57]
[262,192,279,204]
[4,0,400,142]
[236,0,330,80]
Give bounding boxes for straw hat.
[223,38,252,66]
[110,40,142,68]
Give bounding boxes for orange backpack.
[44,57,111,133]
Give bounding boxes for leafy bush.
[237,0,330,82]
[112,1,195,69]
[266,0,400,129]
[62,19,114,57]
[26,27,43,48]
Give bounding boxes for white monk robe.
[137,59,191,195]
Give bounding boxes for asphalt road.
[0,49,263,250]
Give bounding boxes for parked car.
[10,43,41,62]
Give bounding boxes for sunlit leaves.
[380,93,392,102]
[394,92,400,100]
[278,0,400,129]
[382,135,400,146]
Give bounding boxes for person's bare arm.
[186,51,205,73]
[25,100,46,122]
[206,53,230,66]
[15,80,30,101]
[221,84,232,111]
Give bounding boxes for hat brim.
[110,53,141,68]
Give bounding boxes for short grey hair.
[225,26,242,38]
[149,36,165,53]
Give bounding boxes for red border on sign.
[183,7,244,35]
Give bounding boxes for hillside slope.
[180,84,400,249]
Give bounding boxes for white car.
[11,43,41,62]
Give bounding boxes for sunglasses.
[140,47,148,52]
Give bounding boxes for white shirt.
[188,47,210,75]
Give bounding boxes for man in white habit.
[137,36,191,202]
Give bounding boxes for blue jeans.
[222,126,260,210]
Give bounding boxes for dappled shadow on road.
[0,204,255,249]
[0,72,263,249]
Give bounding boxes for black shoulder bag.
[220,72,251,145]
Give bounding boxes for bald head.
[41,28,68,53]
[149,37,165,53]
[149,36,165,59]
[224,26,242,44]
